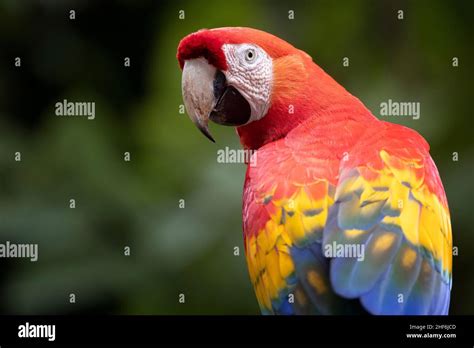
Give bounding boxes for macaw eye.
[245,48,256,63]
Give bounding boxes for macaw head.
[178,27,355,149]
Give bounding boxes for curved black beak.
[196,123,216,142]
[181,59,251,142]
[210,71,251,127]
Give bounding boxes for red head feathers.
[177,27,299,71]
[178,27,372,150]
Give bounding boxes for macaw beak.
[181,58,251,142]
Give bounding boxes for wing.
[243,137,365,315]
[323,123,452,314]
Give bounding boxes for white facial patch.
[222,43,273,123]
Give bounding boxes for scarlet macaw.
[177,27,452,315]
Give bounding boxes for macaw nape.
[177,27,452,315]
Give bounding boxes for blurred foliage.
[0,0,472,314]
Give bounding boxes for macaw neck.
[237,61,377,150]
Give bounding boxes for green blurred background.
[0,0,472,314]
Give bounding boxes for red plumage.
[178,27,452,315]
